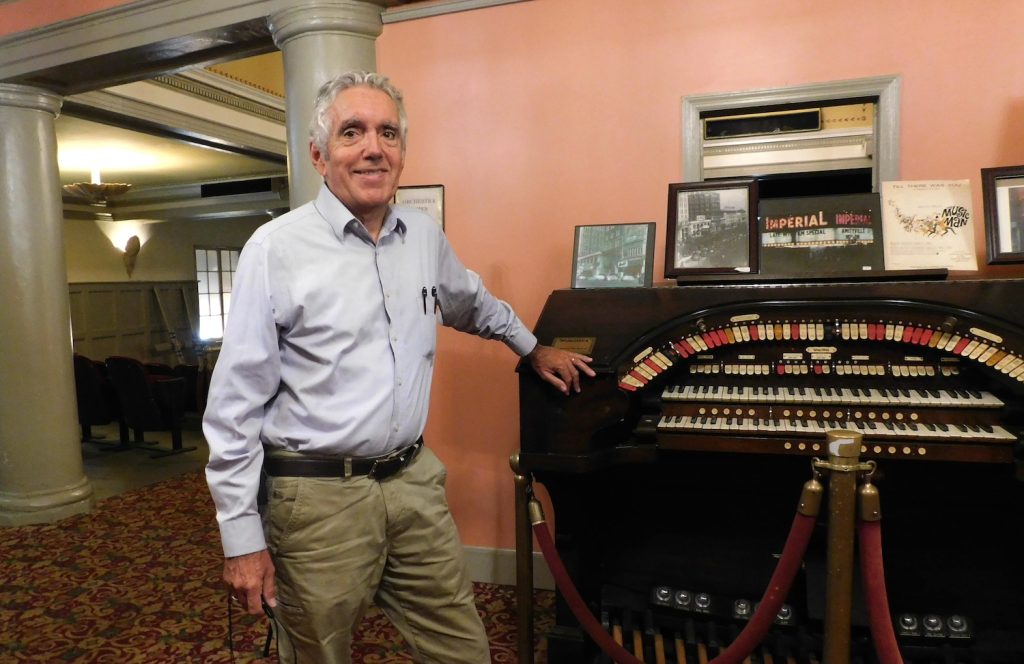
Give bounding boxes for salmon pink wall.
[0,0,132,35]
[378,0,1024,549]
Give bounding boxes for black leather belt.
[263,438,423,481]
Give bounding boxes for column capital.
[269,0,386,48]
[0,83,62,115]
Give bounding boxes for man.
[203,71,594,663]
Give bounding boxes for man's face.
[311,86,404,221]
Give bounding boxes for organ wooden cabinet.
[516,278,1024,664]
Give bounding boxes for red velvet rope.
[711,512,817,664]
[532,510,817,664]
[857,520,904,664]
[532,521,645,664]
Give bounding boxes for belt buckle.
[367,453,402,480]
[367,441,419,480]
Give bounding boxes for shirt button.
[393,425,399,432]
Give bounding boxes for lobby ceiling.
[57,53,287,192]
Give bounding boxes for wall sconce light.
[123,234,141,277]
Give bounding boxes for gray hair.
[309,71,408,154]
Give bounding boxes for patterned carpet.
[0,470,553,662]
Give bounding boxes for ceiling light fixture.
[62,167,132,204]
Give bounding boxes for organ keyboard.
[660,386,1004,409]
[517,278,1024,663]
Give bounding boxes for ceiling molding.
[154,71,286,124]
[0,0,291,93]
[65,81,287,161]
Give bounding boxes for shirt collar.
[314,183,408,245]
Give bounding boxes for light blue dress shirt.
[204,184,537,557]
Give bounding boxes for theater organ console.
[516,278,1024,664]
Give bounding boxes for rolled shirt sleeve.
[434,232,538,357]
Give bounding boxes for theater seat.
[105,356,197,458]
[146,363,200,413]
[72,353,128,446]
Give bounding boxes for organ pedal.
[674,631,687,664]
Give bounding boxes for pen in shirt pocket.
[422,286,440,315]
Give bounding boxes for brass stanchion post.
[820,429,863,664]
[510,454,535,664]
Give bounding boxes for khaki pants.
[265,447,490,664]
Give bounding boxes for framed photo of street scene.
[394,184,445,229]
[571,222,656,288]
[665,179,758,280]
[982,165,1024,264]
[758,193,884,277]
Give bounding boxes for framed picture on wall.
[758,193,884,277]
[665,179,758,280]
[571,222,656,288]
[982,165,1024,264]
[394,184,445,229]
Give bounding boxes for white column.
[269,0,387,208]
[0,83,94,526]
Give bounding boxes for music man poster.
[881,180,978,271]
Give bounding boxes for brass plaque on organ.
[552,336,595,355]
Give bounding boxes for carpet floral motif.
[0,471,552,662]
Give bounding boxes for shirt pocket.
[409,296,438,363]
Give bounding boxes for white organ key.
[978,391,1005,408]
[991,425,1016,441]
[978,346,998,363]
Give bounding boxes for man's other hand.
[224,549,277,616]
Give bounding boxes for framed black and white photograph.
[982,165,1024,264]
[665,179,758,280]
[759,193,884,277]
[394,184,445,229]
[571,222,656,288]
